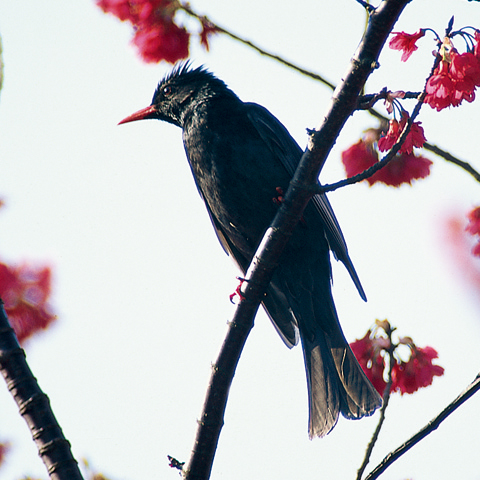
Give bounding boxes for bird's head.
[118,63,238,128]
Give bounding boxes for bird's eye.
[163,86,173,96]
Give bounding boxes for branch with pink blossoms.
[324,19,480,192]
[316,81,434,194]
[187,4,480,186]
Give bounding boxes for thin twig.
[363,372,480,480]
[179,3,335,89]
[356,340,395,480]
[423,142,480,182]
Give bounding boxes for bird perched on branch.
[119,63,382,438]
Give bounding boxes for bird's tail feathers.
[329,342,383,419]
[302,333,341,438]
[302,327,382,439]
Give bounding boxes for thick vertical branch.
[183,1,412,479]
[0,301,84,480]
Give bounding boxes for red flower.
[350,330,389,395]
[341,139,378,179]
[342,137,432,187]
[391,346,444,395]
[96,0,190,64]
[377,114,426,154]
[400,121,427,154]
[389,29,425,62]
[466,206,480,236]
[475,30,480,60]
[132,21,189,63]
[425,36,480,111]
[350,330,375,365]
[425,60,456,111]
[377,119,401,152]
[466,206,480,256]
[96,0,134,22]
[371,152,432,187]
[351,322,444,397]
[450,51,480,87]
[0,261,56,343]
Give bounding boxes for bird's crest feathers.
[153,62,237,104]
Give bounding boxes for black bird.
[119,64,382,438]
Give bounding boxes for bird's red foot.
[229,277,246,303]
[272,187,285,205]
[272,186,307,225]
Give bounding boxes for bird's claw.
[272,186,285,205]
[229,277,247,303]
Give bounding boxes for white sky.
[1,1,480,479]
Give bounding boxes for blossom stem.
[363,371,480,480]
[422,27,442,44]
[356,339,395,480]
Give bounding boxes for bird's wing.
[245,102,366,301]
[186,157,300,347]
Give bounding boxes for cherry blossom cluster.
[341,125,432,187]
[390,28,480,111]
[350,319,444,396]
[342,81,431,186]
[377,111,426,154]
[0,261,55,343]
[342,22,480,188]
[96,0,217,63]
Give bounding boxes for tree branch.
[182,1,412,478]
[423,142,480,182]
[179,2,336,89]
[363,371,480,480]
[180,2,480,184]
[0,300,84,480]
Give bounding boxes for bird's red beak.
[118,105,158,125]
